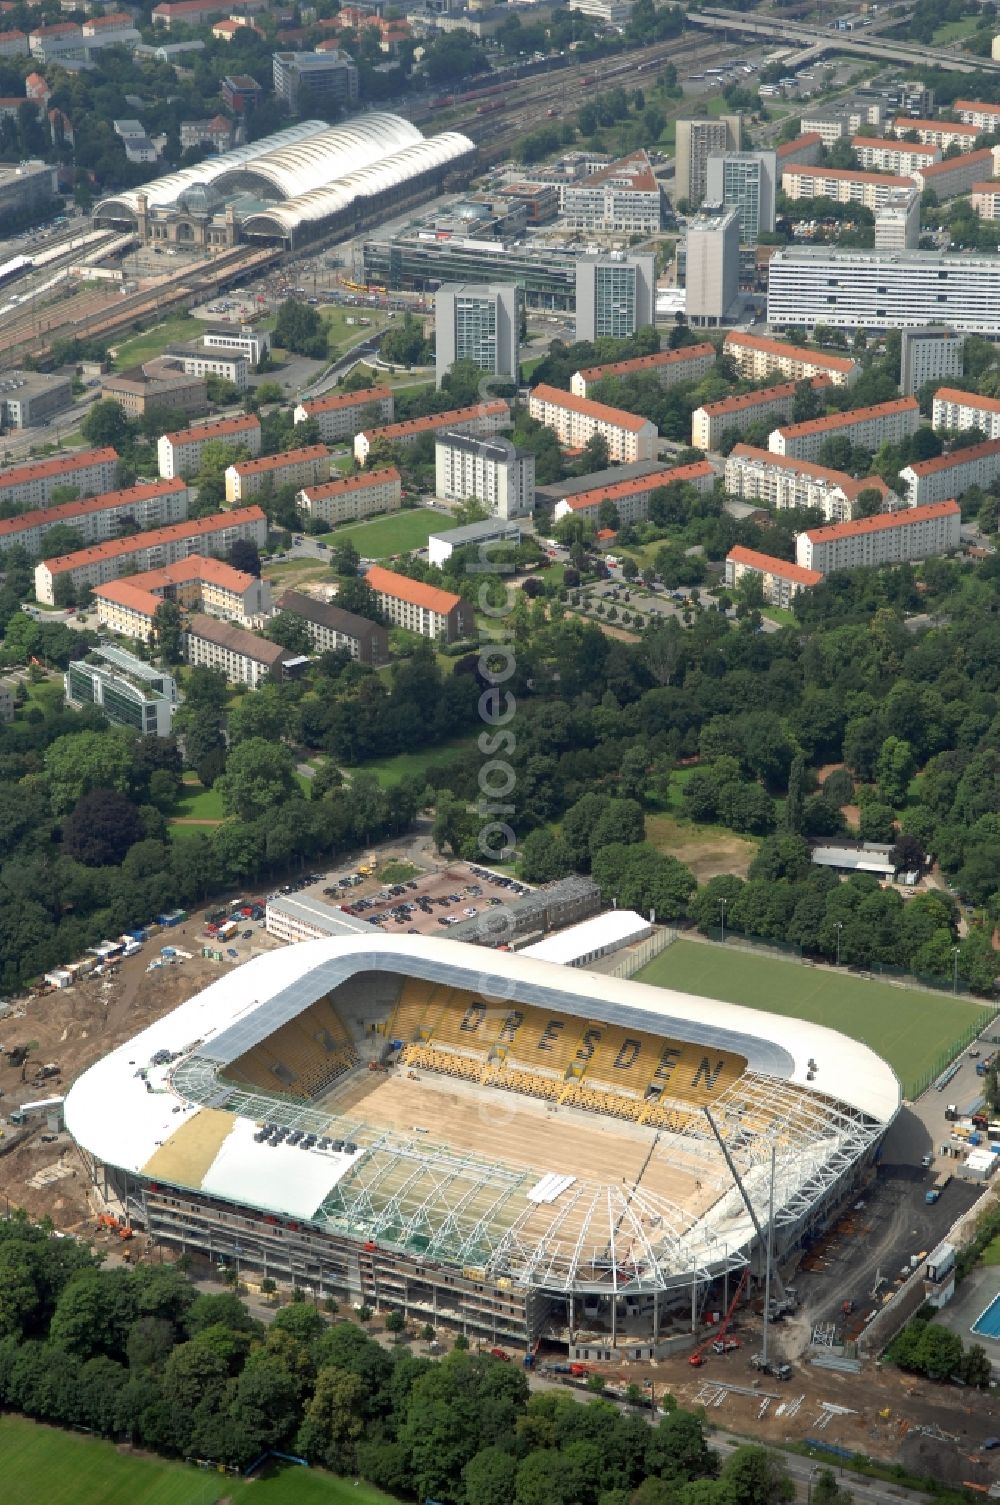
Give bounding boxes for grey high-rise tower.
[434,283,520,388]
[675,115,741,208]
[705,150,776,245]
[575,255,655,342]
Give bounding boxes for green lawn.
[319,509,456,558]
[171,781,225,821]
[636,938,994,1098]
[0,1414,394,1505]
[932,14,981,44]
[111,315,203,370]
[347,733,477,786]
[762,606,796,627]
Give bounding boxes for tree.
[876,735,914,807]
[229,539,261,578]
[266,612,312,655]
[520,827,573,884]
[720,1446,793,1505]
[385,1310,406,1340]
[63,787,144,866]
[783,753,806,834]
[274,298,328,359]
[44,727,136,815]
[591,843,696,921]
[81,399,132,451]
[332,538,360,576]
[214,739,297,822]
[859,801,896,843]
[153,600,183,665]
[465,1445,518,1505]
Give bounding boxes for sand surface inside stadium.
[325,1069,725,1223]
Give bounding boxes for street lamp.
[807,1465,821,1505]
[953,945,961,996]
[835,921,843,968]
[719,897,727,944]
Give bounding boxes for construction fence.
[605,925,678,979]
[698,926,978,997]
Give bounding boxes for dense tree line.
[0,1215,811,1505]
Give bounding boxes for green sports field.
[637,939,995,1098]
[319,509,455,558]
[0,1415,393,1505]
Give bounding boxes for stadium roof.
[64,936,900,1290]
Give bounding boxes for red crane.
[688,1267,750,1367]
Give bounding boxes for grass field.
[112,315,202,370]
[319,509,455,557]
[172,781,225,821]
[637,938,994,1098]
[347,733,477,786]
[0,1414,394,1505]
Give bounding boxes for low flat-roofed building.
[812,842,895,877]
[427,518,522,570]
[534,460,666,512]
[182,612,294,687]
[725,544,822,607]
[265,892,372,944]
[366,564,473,642]
[64,644,177,736]
[163,346,249,390]
[275,588,388,665]
[297,466,401,526]
[520,909,652,968]
[0,369,72,428]
[294,385,394,443]
[203,326,270,363]
[0,159,55,216]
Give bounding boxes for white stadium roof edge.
[93,113,475,239]
[65,936,901,1294]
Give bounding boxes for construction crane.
[688,1266,750,1366]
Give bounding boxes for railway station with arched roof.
[94,114,475,250]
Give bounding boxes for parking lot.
[328,861,530,937]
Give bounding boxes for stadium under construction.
[93,114,476,251]
[65,936,900,1355]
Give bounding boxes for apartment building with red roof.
[92,554,272,642]
[365,565,473,643]
[35,506,266,604]
[158,413,261,479]
[0,447,118,512]
[781,162,912,211]
[912,149,994,199]
[770,396,920,462]
[890,117,980,152]
[724,445,893,523]
[553,462,713,527]
[354,400,510,465]
[776,132,823,165]
[953,99,1000,131]
[932,386,1000,439]
[851,136,939,178]
[725,544,822,607]
[692,377,831,452]
[0,28,26,56]
[528,384,656,464]
[899,437,1000,507]
[225,445,330,503]
[570,343,715,400]
[0,478,188,556]
[723,331,859,389]
[294,385,393,443]
[297,466,401,526]
[796,498,960,573]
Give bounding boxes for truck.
[975,1054,994,1077]
[749,1353,792,1379]
[927,1170,951,1202]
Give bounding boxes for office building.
[692,377,830,452]
[675,115,741,207]
[64,645,177,737]
[35,506,267,604]
[900,328,963,396]
[427,519,523,571]
[684,205,740,326]
[780,163,912,212]
[890,117,979,152]
[770,396,920,462]
[102,361,206,419]
[561,150,662,234]
[0,370,72,429]
[528,384,657,464]
[874,186,921,252]
[363,233,578,312]
[434,432,534,519]
[0,448,119,513]
[225,445,330,503]
[274,589,388,666]
[725,545,822,607]
[365,565,474,642]
[182,613,295,688]
[0,478,189,558]
[434,284,519,387]
[553,461,712,527]
[705,151,776,244]
[294,385,394,442]
[272,49,359,113]
[932,386,1000,438]
[899,438,1000,508]
[164,346,249,391]
[574,255,655,343]
[571,343,715,399]
[723,331,858,388]
[297,467,401,527]
[797,498,961,573]
[724,445,893,523]
[92,555,272,642]
[158,414,261,479]
[203,326,270,364]
[912,149,993,200]
[355,400,510,465]
[767,246,1000,334]
[568,0,634,24]
[800,101,885,142]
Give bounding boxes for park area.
[318,509,455,558]
[637,938,995,1099]
[0,1416,393,1505]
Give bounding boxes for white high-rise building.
[685,205,740,327]
[434,431,535,519]
[767,246,1000,334]
[705,151,776,244]
[434,283,519,388]
[874,186,920,253]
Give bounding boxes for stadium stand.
[227,1000,357,1099]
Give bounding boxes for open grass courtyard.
[637,938,995,1098]
[319,509,455,558]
